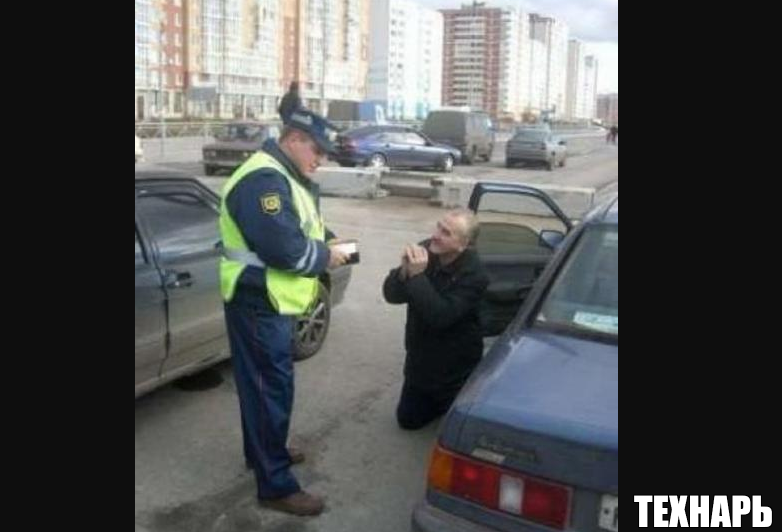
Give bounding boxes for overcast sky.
[416,0,618,93]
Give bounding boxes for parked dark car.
[202,121,280,176]
[413,184,618,532]
[422,110,495,164]
[135,173,352,398]
[331,125,461,172]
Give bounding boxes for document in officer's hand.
[332,239,360,265]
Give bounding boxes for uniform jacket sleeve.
[226,168,330,277]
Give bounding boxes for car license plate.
[599,494,618,531]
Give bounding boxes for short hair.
[447,208,480,245]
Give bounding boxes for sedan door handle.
[164,270,193,289]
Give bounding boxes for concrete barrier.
[141,137,213,164]
[315,166,387,199]
[430,176,596,220]
[196,168,389,201]
[378,170,435,199]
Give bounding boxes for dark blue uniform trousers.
[224,299,300,499]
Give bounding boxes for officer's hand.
[328,245,349,268]
[406,244,428,277]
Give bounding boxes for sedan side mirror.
[539,230,566,250]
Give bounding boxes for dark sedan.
[135,172,352,398]
[331,125,461,172]
[413,184,618,532]
[202,122,280,175]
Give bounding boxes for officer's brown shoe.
[259,490,325,516]
[244,447,304,469]
[288,446,305,465]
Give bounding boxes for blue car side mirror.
[539,230,566,250]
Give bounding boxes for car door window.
[536,226,618,337]
[136,191,219,262]
[474,192,568,256]
[404,132,426,146]
[385,132,405,144]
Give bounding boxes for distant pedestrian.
[609,125,618,144]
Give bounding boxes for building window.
[175,13,181,27]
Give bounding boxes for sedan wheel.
[293,282,331,361]
[367,153,387,169]
[440,155,454,173]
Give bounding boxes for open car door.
[469,182,572,336]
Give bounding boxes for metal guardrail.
[135,122,242,139]
[135,119,605,139]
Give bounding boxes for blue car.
[331,125,461,172]
[413,183,618,532]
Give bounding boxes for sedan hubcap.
[297,301,327,349]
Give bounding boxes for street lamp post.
[159,20,166,158]
[321,0,327,114]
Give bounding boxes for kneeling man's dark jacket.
[382,240,489,394]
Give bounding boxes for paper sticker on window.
[573,312,618,334]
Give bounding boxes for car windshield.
[220,124,265,141]
[513,130,548,142]
[534,225,618,339]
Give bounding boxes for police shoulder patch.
[260,193,281,215]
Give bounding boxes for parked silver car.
[202,121,280,175]
[506,129,567,170]
[135,173,352,397]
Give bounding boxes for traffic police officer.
[219,108,348,516]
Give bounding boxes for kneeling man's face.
[429,213,467,256]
